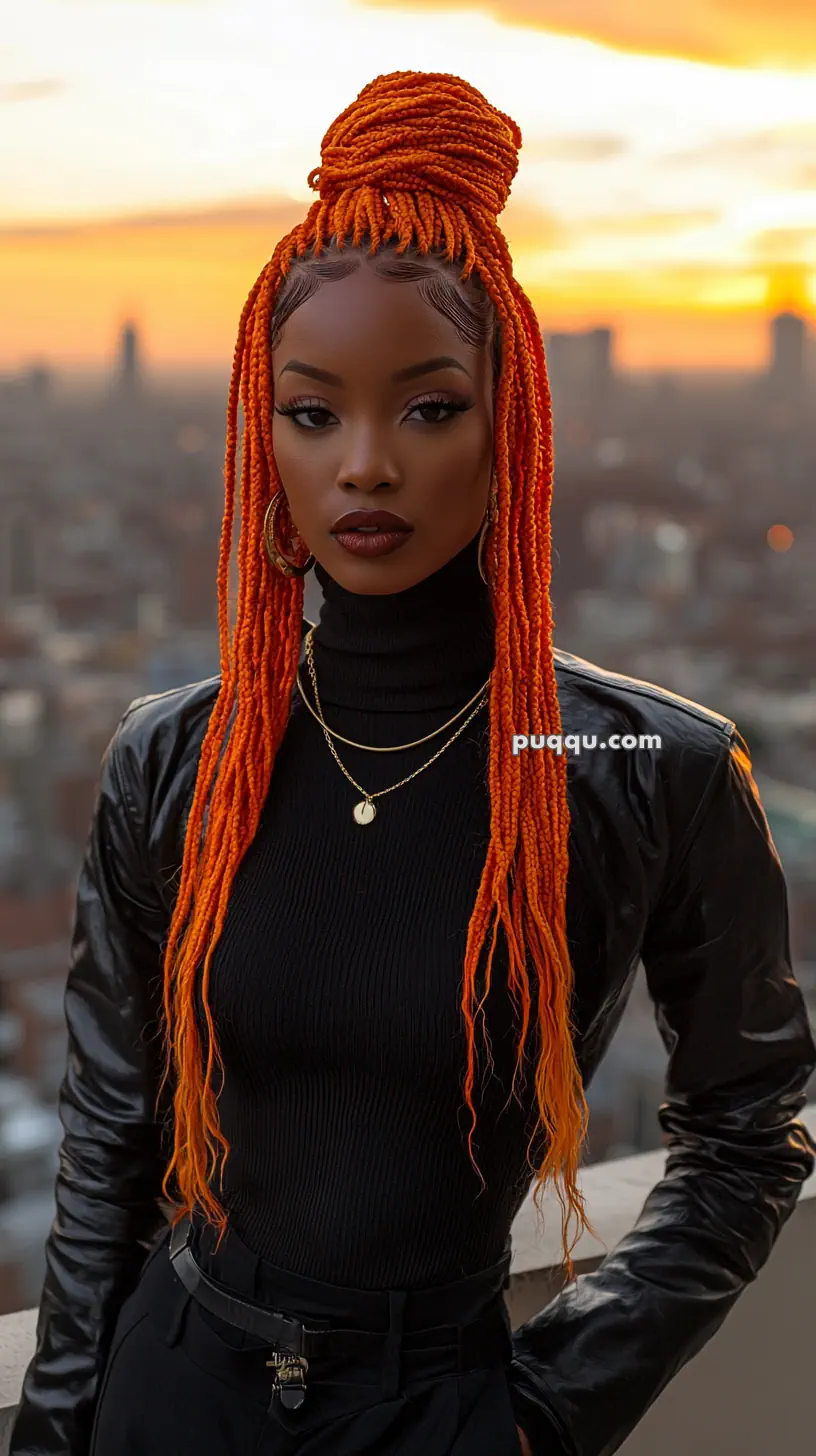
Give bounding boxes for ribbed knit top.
[195,530,541,1289]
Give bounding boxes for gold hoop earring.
[477,472,498,585]
[263,491,315,578]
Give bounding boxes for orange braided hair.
[158,70,592,1280]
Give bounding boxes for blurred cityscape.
[1,311,815,1313]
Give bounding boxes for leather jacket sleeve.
[8,706,170,1456]
[508,726,816,1456]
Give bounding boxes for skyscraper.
[541,325,617,431]
[587,327,614,391]
[118,320,140,391]
[767,311,806,401]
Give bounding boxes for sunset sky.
[2,0,815,373]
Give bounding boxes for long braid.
[158,71,592,1276]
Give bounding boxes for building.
[767,311,807,402]
[118,321,141,392]
[542,325,617,434]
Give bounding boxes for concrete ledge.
[504,1102,816,1454]
[0,1310,37,1451]
[1,1105,814,1454]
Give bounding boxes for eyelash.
[274,392,473,432]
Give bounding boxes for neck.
[305,529,495,717]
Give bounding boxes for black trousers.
[89,1217,527,1455]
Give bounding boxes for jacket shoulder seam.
[118,676,221,728]
[554,651,735,736]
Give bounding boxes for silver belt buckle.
[266,1349,309,1409]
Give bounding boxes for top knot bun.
[307,71,522,222]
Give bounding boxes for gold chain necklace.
[303,628,489,825]
[296,628,491,752]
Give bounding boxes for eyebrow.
[278,355,471,387]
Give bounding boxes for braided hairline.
[268,236,503,385]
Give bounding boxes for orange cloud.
[662,123,816,190]
[0,78,66,102]
[519,133,629,163]
[0,196,305,240]
[359,0,816,68]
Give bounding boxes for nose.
[334,430,403,496]
[336,471,401,496]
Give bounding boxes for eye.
[274,399,334,431]
[274,393,473,432]
[406,393,473,425]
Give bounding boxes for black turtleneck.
[197,530,540,1288]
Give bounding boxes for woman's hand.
[516,1425,533,1455]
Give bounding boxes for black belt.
[168,1213,512,1410]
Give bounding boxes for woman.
[10,71,815,1456]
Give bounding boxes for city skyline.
[7,306,811,394]
[2,0,815,370]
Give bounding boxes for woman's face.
[270,258,495,595]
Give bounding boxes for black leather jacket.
[9,631,816,1456]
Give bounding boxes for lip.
[330,509,413,532]
[332,529,412,558]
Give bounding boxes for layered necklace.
[296,625,490,825]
